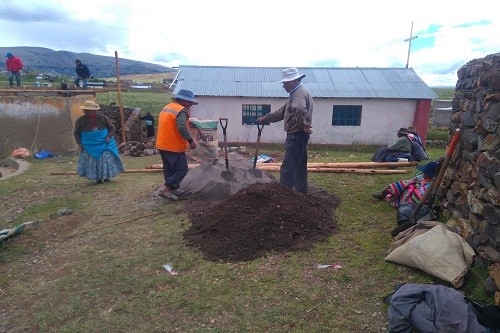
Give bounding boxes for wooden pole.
[51,166,407,175]
[259,161,418,169]
[257,167,409,174]
[145,161,417,169]
[115,51,126,143]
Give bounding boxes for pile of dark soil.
[183,182,340,262]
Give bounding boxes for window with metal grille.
[332,105,362,126]
[242,104,271,125]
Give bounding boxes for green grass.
[432,87,455,100]
[1,88,493,332]
[1,143,492,332]
[427,127,450,140]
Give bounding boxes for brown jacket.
[264,85,313,134]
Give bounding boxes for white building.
[171,66,437,146]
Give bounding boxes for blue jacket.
[388,284,487,333]
[76,63,91,79]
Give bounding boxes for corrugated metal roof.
[171,66,438,99]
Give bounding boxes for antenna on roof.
[404,21,418,68]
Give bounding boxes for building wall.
[432,99,453,127]
[0,93,92,155]
[190,96,419,145]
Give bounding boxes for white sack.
[385,224,476,287]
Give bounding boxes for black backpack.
[464,297,500,330]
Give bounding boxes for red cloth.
[6,56,23,72]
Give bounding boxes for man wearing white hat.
[257,67,313,194]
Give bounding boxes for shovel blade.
[246,168,263,179]
[221,170,235,182]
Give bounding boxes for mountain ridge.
[1,46,175,78]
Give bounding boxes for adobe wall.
[438,53,500,271]
[0,92,93,155]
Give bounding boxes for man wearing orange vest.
[156,89,198,200]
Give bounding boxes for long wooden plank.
[52,167,408,175]
[145,161,417,170]
[260,161,418,168]
[258,167,409,174]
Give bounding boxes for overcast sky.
[1,0,498,87]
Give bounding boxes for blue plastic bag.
[34,150,55,159]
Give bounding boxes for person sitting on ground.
[407,125,429,161]
[384,128,414,162]
[74,101,124,184]
[372,160,440,207]
[371,128,414,162]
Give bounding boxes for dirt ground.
[184,182,340,262]
[0,152,360,332]
[178,152,341,262]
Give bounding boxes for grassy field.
[0,87,492,332]
[0,145,490,332]
[433,87,455,100]
[1,86,489,332]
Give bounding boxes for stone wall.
[438,53,500,292]
[98,105,144,144]
[432,99,452,127]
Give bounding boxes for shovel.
[390,128,461,237]
[219,118,234,181]
[251,123,265,178]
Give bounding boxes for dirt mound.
[183,182,340,262]
[179,152,276,201]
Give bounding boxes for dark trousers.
[159,150,188,189]
[8,71,21,87]
[146,125,155,138]
[280,131,310,193]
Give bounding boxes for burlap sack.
[385,223,476,287]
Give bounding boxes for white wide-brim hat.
[79,100,100,111]
[279,67,306,83]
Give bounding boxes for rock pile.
[117,140,158,157]
[438,53,499,294]
[98,104,145,144]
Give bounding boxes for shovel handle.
[219,118,228,135]
[407,128,461,227]
[257,123,264,136]
[253,124,264,169]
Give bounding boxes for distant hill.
[1,46,175,78]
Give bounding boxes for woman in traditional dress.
[73,101,124,184]
[372,160,439,207]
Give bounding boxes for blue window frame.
[332,105,362,126]
[242,104,271,125]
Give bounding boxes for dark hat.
[172,89,198,104]
[75,59,81,63]
[5,52,13,58]
[397,127,409,135]
[416,160,439,178]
